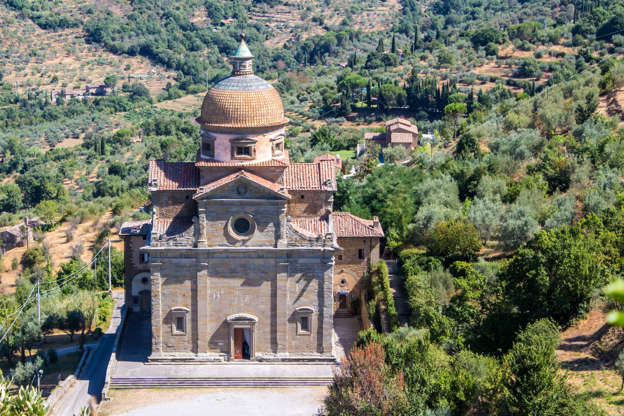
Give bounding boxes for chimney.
[373,216,380,229]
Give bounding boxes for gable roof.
[332,212,384,238]
[385,117,412,126]
[284,161,336,191]
[148,160,199,191]
[194,170,289,199]
[386,118,419,135]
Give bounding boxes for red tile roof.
[195,151,290,168]
[290,216,330,237]
[196,170,287,196]
[284,161,336,191]
[313,153,343,170]
[332,212,384,237]
[289,212,384,238]
[148,160,199,191]
[389,132,414,143]
[385,117,412,126]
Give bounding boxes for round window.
[233,217,251,234]
[340,279,347,285]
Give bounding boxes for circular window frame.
[228,214,256,240]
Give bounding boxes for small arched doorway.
[131,272,151,313]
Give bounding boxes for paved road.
[51,293,124,416]
[110,387,327,416]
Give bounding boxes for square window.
[175,316,185,333]
[300,316,309,332]
[358,248,364,259]
[338,255,343,261]
[236,146,251,156]
[133,296,139,305]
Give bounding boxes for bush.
[426,220,481,263]
[13,357,44,386]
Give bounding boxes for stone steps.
[110,377,334,389]
[334,310,353,318]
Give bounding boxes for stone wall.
[287,191,332,217]
[333,237,381,311]
[199,166,286,187]
[152,191,197,219]
[147,248,334,360]
[123,235,150,307]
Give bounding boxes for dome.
[197,35,287,132]
[198,75,287,131]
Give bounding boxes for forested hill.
[1,0,624,413]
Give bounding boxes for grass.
[331,150,356,160]
[566,369,624,415]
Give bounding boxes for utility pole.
[36,276,40,325]
[93,253,97,289]
[108,239,112,294]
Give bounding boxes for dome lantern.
[231,33,254,76]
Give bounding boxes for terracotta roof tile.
[364,132,385,140]
[119,220,152,236]
[390,132,414,143]
[290,216,330,237]
[196,170,287,196]
[313,153,342,170]
[153,217,194,237]
[332,212,384,238]
[195,151,290,168]
[284,161,336,191]
[385,117,412,126]
[148,161,199,191]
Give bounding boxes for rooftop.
[284,161,336,191]
[148,160,199,191]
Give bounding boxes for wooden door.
[234,328,244,359]
[339,294,347,309]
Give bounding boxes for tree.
[103,74,118,92]
[426,220,481,263]
[325,341,408,415]
[0,375,47,415]
[62,309,85,342]
[35,200,60,226]
[376,37,385,53]
[20,247,45,270]
[444,102,467,139]
[0,184,23,213]
[467,197,503,243]
[504,319,561,414]
[575,92,598,125]
[391,34,397,54]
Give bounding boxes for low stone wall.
[101,304,127,401]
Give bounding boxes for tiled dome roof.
[198,76,287,131]
[197,35,287,131]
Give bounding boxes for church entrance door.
[234,328,244,359]
[339,294,348,309]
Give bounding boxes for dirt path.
[557,309,624,415]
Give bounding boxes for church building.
[120,35,384,362]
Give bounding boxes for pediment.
[194,170,290,200]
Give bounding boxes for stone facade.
[120,37,383,363]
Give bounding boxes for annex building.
[120,35,383,362]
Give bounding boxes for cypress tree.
[391,34,397,54]
[376,38,385,53]
[366,80,372,108]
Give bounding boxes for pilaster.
[196,265,209,353]
[275,260,289,353]
[150,262,163,357]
